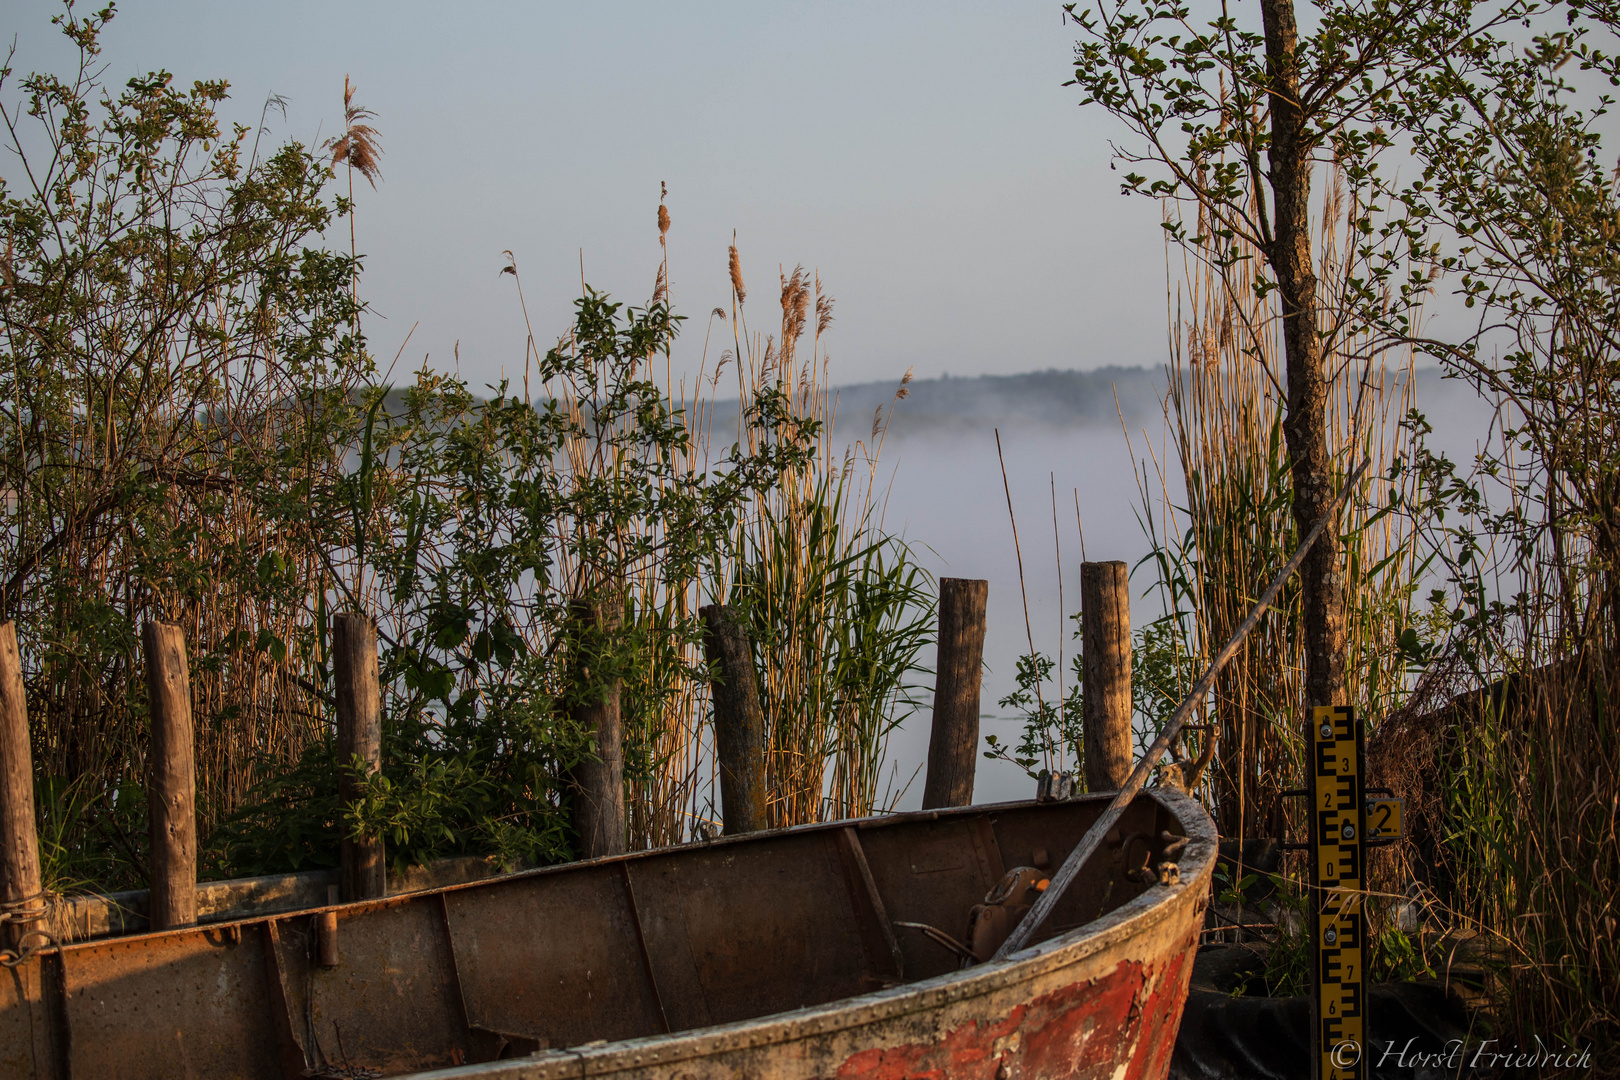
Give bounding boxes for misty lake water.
[847,368,1499,808]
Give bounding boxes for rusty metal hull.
[0,788,1214,1080]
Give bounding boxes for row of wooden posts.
[921,566,1135,807]
[0,613,387,942]
[697,565,1136,838]
[0,564,1135,944]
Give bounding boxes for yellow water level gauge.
[1311,704,1367,1080]
[1365,797,1403,842]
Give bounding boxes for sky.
[6,0,1174,391]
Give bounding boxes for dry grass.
[706,251,932,828]
[20,309,362,886]
[1136,168,1424,841]
[1150,167,1619,1045]
[10,129,928,888]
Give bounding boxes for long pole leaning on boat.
[991,456,1372,962]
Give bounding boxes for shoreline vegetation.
[0,8,935,899]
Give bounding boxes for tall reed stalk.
[1137,169,1424,841]
[218,214,933,873]
[712,262,933,828]
[526,239,933,844]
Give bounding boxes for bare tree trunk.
[1259,18,1348,1075]
[1262,0,1346,713]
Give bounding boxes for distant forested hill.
[375,366,1165,433]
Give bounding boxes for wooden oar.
[991,457,1371,961]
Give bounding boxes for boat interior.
[0,793,1194,1079]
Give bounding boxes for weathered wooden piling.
[922,578,989,809]
[334,612,386,900]
[1081,560,1132,792]
[569,599,626,859]
[0,622,42,947]
[700,604,768,835]
[143,620,197,930]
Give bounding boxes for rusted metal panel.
[442,863,663,1050]
[405,791,1214,1080]
[610,858,712,1035]
[970,816,1007,885]
[833,955,1187,1079]
[856,815,1004,982]
[617,864,672,1035]
[0,952,56,1078]
[302,897,470,1074]
[824,884,1200,1080]
[833,827,905,984]
[48,854,527,947]
[987,795,1162,937]
[62,924,283,1079]
[626,830,872,1028]
[261,919,310,1080]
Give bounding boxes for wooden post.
[334,612,386,901]
[922,578,988,809]
[700,605,768,834]
[1082,561,1133,792]
[0,623,42,947]
[143,620,197,930]
[569,599,626,859]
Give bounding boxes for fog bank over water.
[844,366,1501,809]
[828,367,1166,437]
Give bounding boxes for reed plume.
[327,77,383,188]
[779,266,810,375]
[729,239,747,305]
[711,246,931,828]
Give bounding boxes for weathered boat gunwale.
[406,786,1218,1080]
[44,853,534,944]
[39,787,1196,945]
[6,787,1216,1080]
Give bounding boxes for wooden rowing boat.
[0,786,1214,1080]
